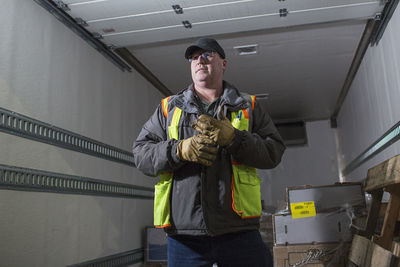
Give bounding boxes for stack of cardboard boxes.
[271,183,366,267]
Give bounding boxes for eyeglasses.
[188,51,215,63]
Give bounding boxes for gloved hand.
[192,106,235,147]
[176,134,218,166]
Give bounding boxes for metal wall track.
[342,120,400,176]
[330,19,377,125]
[33,0,132,72]
[67,248,143,267]
[370,0,400,45]
[0,164,154,199]
[0,107,135,167]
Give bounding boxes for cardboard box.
[273,212,352,245]
[286,183,365,214]
[273,243,348,267]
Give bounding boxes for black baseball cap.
[185,38,226,59]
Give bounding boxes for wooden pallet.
[349,155,400,267]
[363,155,400,250]
[349,234,400,267]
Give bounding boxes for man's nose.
[197,55,206,63]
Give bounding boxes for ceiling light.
[233,44,258,55]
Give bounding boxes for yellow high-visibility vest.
[154,95,261,228]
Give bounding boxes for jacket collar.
[170,81,249,114]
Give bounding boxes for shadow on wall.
[258,120,339,211]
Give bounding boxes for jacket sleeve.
[226,100,286,169]
[133,104,183,176]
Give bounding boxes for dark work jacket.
[133,81,285,236]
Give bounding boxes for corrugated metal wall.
[0,0,162,266]
[337,6,400,181]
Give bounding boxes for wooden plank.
[392,241,400,257]
[370,243,395,267]
[391,242,400,267]
[346,237,400,267]
[379,203,400,221]
[365,240,375,267]
[365,155,400,192]
[349,234,371,266]
[373,185,400,250]
[361,189,384,238]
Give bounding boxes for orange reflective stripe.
[161,96,170,118]
[155,224,171,228]
[241,215,261,219]
[243,109,249,119]
[232,174,259,219]
[250,95,255,111]
[231,174,243,215]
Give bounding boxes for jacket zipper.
[200,165,210,235]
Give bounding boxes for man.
[133,38,285,267]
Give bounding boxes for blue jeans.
[167,230,273,267]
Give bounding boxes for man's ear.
[222,59,227,70]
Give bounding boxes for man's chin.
[194,75,208,83]
[194,80,208,87]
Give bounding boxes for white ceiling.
[62,0,385,121]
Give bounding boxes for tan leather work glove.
[192,106,235,147]
[176,134,218,166]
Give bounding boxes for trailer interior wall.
[336,5,400,181]
[260,120,339,210]
[0,0,162,266]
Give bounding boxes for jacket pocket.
[154,174,172,228]
[232,165,262,218]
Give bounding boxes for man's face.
[190,49,227,88]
